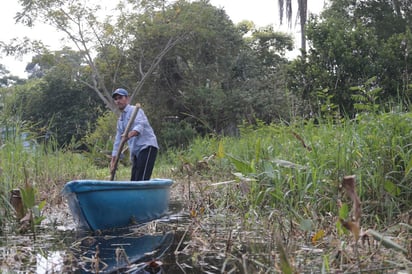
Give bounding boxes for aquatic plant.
[165,110,412,272]
[19,181,46,237]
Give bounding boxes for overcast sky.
[0,0,326,78]
[210,0,325,28]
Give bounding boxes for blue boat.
[62,179,174,231]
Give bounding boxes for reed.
[168,111,412,228]
[1,109,410,235]
[0,129,109,227]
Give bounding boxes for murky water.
[0,201,192,273]
[2,197,283,273]
[1,198,326,273]
[3,197,407,273]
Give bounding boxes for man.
[110,88,158,181]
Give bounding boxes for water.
[1,198,281,273]
[3,200,407,273]
[0,201,190,273]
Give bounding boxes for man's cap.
[112,88,128,98]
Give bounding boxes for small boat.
[62,179,174,231]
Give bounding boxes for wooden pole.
[110,103,140,181]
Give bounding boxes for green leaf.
[226,155,255,174]
[20,185,36,209]
[254,138,261,163]
[226,154,254,174]
[384,181,400,196]
[300,218,313,232]
[339,203,349,219]
[217,140,224,159]
[349,86,360,91]
[405,157,412,177]
[365,76,377,86]
[38,200,47,210]
[32,205,42,218]
[34,216,46,226]
[277,237,293,274]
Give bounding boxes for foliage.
[83,110,117,167]
[0,123,111,227]
[1,109,411,272]
[162,110,411,271]
[171,111,412,226]
[350,76,382,112]
[120,0,245,134]
[1,0,296,150]
[19,182,46,236]
[158,119,197,149]
[12,0,183,113]
[287,0,412,117]
[3,70,105,147]
[116,1,294,135]
[232,25,294,124]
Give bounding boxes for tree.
[139,0,245,135]
[126,1,295,135]
[14,0,185,113]
[8,56,105,146]
[277,0,308,51]
[233,23,294,123]
[287,0,412,117]
[5,0,297,149]
[85,1,296,150]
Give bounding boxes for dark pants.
[131,146,158,181]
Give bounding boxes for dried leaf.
[339,175,362,242]
[312,229,325,245]
[342,175,361,222]
[291,131,312,151]
[146,260,163,268]
[339,218,360,242]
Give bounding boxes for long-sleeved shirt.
[111,104,158,160]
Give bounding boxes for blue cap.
[112,88,128,98]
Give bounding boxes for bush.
[158,120,197,150]
[83,111,118,167]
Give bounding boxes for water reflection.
[67,200,185,273]
[73,232,174,273]
[0,200,187,273]
[36,251,65,273]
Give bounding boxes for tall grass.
[168,111,412,228]
[0,130,110,228]
[1,110,410,232]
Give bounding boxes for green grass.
[1,111,411,232]
[165,112,412,227]
[1,111,411,272]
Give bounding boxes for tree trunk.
[277,0,307,51]
[298,0,308,51]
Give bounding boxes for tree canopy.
[0,0,411,149]
[287,0,412,117]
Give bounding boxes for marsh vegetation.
[1,112,411,273]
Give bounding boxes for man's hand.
[127,130,139,140]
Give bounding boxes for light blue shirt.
[112,104,158,160]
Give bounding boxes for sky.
[0,0,326,78]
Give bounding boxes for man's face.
[113,95,128,110]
